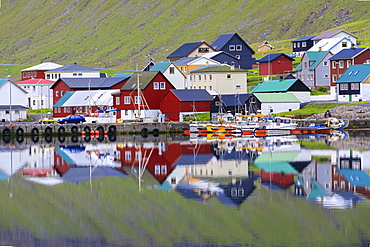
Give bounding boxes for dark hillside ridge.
[0,0,369,69]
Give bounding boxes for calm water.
[0,131,369,247]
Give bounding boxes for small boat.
[324,117,349,130]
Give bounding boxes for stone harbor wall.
[311,105,370,119]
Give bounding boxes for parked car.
[58,115,86,124]
[39,118,58,124]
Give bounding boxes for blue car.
[58,115,86,124]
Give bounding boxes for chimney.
[351,43,355,48]
[231,65,235,70]
[206,61,209,67]
[318,46,322,51]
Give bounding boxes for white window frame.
[160,82,165,89]
[153,82,159,90]
[236,45,242,51]
[124,96,130,104]
[135,96,141,104]
[339,60,344,68]
[229,45,235,51]
[116,97,120,105]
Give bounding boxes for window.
[155,165,160,174]
[302,42,306,47]
[67,107,70,113]
[125,151,131,160]
[340,83,349,90]
[297,42,300,48]
[342,42,347,48]
[347,60,351,68]
[124,96,130,104]
[204,47,209,52]
[198,47,203,52]
[235,55,240,59]
[134,96,141,104]
[78,73,82,76]
[58,107,61,113]
[55,91,59,97]
[323,61,328,66]
[236,45,242,51]
[46,74,50,79]
[33,100,36,105]
[61,90,64,96]
[339,60,344,68]
[324,74,329,78]
[161,165,167,174]
[199,75,201,80]
[116,97,120,105]
[160,82,165,89]
[236,84,241,89]
[332,61,336,69]
[184,67,187,72]
[351,83,360,90]
[333,75,337,82]
[204,75,207,80]
[64,107,66,113]
[229,45,235,51]
[304,62,307,69]
[169,67,174,74]
[209,86,212,90]
[73,73,77,76]
[293,43,296,48]
[209,75,212,80]
[153,82,159,89]
[227,74,231,79]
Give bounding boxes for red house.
[113,71,175,121]
[159,89,213,122]
[258,53,294,76]
[50,76,130,106]
[329,47,370,86]
[21,62,62,80]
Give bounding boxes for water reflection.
[0,132,366,211]
[0,132,369,246]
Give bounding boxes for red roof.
[16,78,54,85]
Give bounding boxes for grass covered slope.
[0,0,370,70]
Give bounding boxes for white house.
[149,62,186,89]
[0,78,28,122]
[16,78,54,110]
[312,30,358,45]
[45,63,101,82]
[308,37,357,55]
[187,64,248,94]
[21,62,62,80]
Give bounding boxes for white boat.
[324,117,349,130]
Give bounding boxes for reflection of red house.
[113,71,175,120]
[260,170,295,189]
[117,142,212,184]
[160,89,213,121]
[258,53,294,76]
[22,168,55,177]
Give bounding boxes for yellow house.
[258,41,274,52]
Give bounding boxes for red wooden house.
[50,76,130,106]
[329,47,370,86]
[159,89,213,122]
[258,53,294,76]
[113,71,175,121]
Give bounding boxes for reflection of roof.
[254,152,300,174]
[217,175,256,207]
[307,179,328,199]
[339,169,370,187]
[174,154,214,166]
[62,167,127,183]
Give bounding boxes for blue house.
[291,35,316,57]
[211,33,256,69]
[336,64,370,102]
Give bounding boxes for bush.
[317,86,328,92]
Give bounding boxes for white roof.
[308,37,354,52]
[63,90,116,107]
[22,62,63,72]
[201,51,223,59]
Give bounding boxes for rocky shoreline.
[311,104,370,119]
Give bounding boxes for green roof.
[53,91,75,107]
[120,71,160,91]
[250,79,299,93]
[295,51,329,71]
[253,152,300,174]
[254,93,300,103]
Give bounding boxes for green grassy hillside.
[0,0,370,74]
